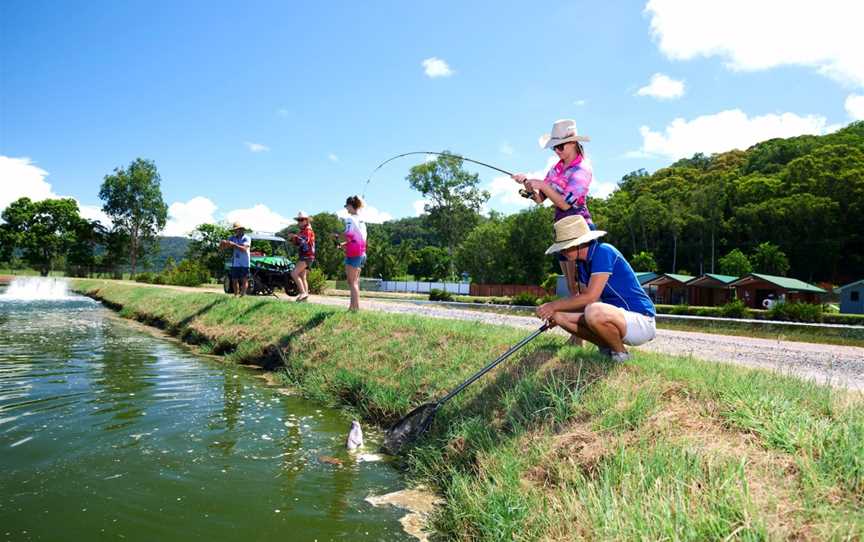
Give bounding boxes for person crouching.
[536,215,656,362]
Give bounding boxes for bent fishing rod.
[362,151,533,199]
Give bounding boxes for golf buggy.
[223,232,299,296]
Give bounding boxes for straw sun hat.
[231,221,247,231]
[538,119,591,149]
[545,215,606,255]
[294,211,312,221]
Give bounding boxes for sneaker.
[610,351,631,363]
[597,346,612,358]
[296,294,308,303]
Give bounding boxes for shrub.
[669,304,692,315]
[306,267,327,294]
[510,292,540,306]
[768,301,823,323]
[159,259,210,287]
[135,272,155,284]
[719,299,750,319]
[538,294,558,304]
[429,289,454,302]
[540,273,559,293]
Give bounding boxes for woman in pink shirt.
[333,195,367,312]
[512,119,594,298]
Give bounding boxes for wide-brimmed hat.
[231,221,247,231]
[538,119,591,149]
[294,211,312,221]
[545,215,606,255]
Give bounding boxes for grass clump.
[72,279,864,541]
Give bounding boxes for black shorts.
[229,266,250,280]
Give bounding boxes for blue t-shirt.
[229,234,251,268]
[576,242,655,317]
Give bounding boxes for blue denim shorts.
[229,266,250,279]
[344,255,367,269]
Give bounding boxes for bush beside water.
[429,289,454,302]
[135,259,210,287]
[306,267,327,294]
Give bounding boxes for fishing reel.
[518,187,534,199]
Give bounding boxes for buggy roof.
[249,232,287,242]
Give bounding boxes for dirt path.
[90,281,864,391]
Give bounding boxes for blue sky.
[2,0,863,235]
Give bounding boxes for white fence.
[380,280,470,294]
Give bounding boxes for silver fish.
[347,420,364,451]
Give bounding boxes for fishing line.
[361,151,521,198]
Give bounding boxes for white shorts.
[617,308,656,346]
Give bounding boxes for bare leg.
[345,264,361,311]
[559,260,583,346]
[300,268,309,295]
[583,303,628,353]
[232,278,240,296]
[291,261,309,297]
[552,311,611,349]
[240,276,248,296]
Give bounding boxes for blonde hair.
[345,195,365,210]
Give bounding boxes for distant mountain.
[144,236,191,271]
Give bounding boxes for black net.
[381,403,440,455]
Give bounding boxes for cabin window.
[853,291,860,302]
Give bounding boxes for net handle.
[439,323,550,405]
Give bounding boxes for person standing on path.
[334,196,367,312]
[536,215,656,363]
[222,222,251,297]
[289,211,316,302]
[512,119,595,343]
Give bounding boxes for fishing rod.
[361,151,533,199]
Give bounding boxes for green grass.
[72,279,864,541]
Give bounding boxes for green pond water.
[0,281,410,541]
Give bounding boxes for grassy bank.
[73,279,864,540]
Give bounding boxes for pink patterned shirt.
[543,155,593,223]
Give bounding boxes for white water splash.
[1,277,74,301]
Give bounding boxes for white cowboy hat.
[538,119,591,149]
[294,211,312,221]
[545,215,606,255]
[231,221,247,231]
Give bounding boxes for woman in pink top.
[512,119,594,297]
[333,195,367,312]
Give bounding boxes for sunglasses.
[553,142,571,152]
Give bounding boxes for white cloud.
[412,199,430,216]
[634,109,829,160]
[846,94,864,120]
[244,142,270,153]
[162,196,218,237]
[422,57,454,78]
[499,142,514,156]
[0,156,57,212]
[574,99,587,106]
[646,0,864,87]
[328,153,339,162]
[226,204,293,233]
[636,73,685,100]
[276,108,290,118]
[336,205,393,224]
[0,156,112,226]
[78,204,112,227]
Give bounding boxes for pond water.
[0,279,409,541]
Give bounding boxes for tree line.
[2,122,863,285]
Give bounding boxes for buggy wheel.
[247,275,258,295]
[284,276,298,296]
